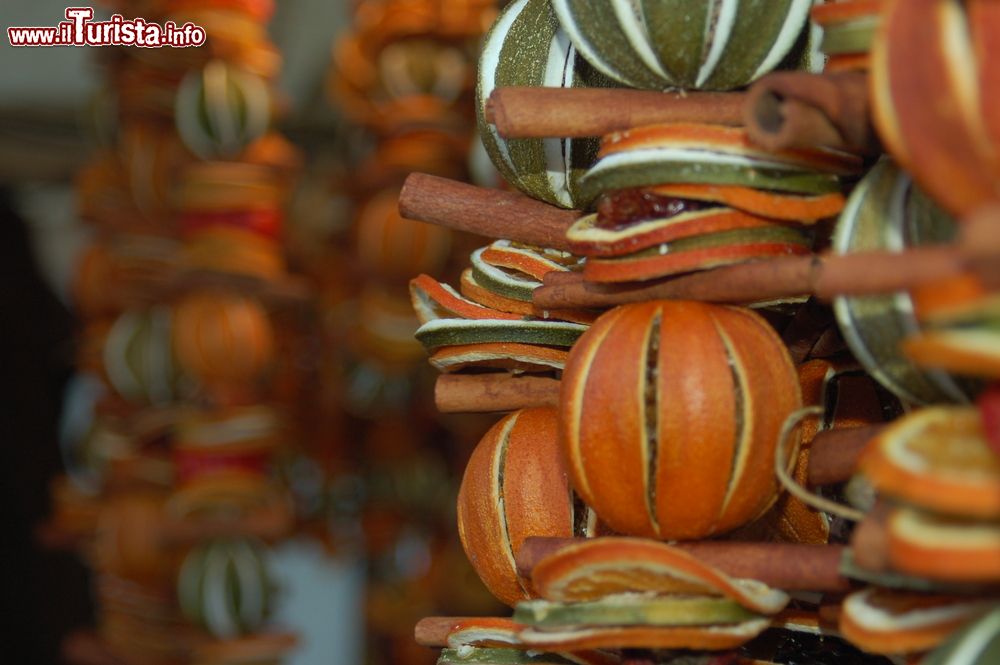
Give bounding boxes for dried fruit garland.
[404,1,1000,664]
[50,1,305,663]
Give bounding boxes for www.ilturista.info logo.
[8,7,206,48]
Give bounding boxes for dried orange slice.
[887,508,1000,584]
[840,587,996,655]
[860,406,1000,519]
[530,538,789,615]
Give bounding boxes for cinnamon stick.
[811,246,964,299]
[744,71,877,154]
[849,502,892,573]
[533,256,816,308]
[435,374,560,413]
[539,270,583,287]
[516,537,851,592]
[487,87,744,139]
[960,204,1000,289]
[398,173,578,251]
[807,425,884,487]
[533,246,970,310]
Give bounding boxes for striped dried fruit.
[886,509,1000,584]
[477,0,615,208]
[839,587,996,655]
[860,406,1000,520]
[560,300,802,540]
[551,0,815,90]
[103,306,184,406]
[457,407,597,606]
[811,0,882,70]
[178,538,273,639]
[529,538,789,614]
[871,0,1000,218]
[172,291,275,390]
[572,123,857,284]
[175,60,271,159]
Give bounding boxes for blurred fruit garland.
[395,1,1000,665]
[321,1,508,665]
[54,0,517,662]
[51,0,307,663]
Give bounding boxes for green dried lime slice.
[438,648,581,664]
[820,17,879,56]
[415,319,587,350]
[469,248,541,302]
[514,593,759,628]
[579,152,842,205]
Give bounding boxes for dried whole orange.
[172,291,275,389]
[456,407,596,607]
[560,300,801,540]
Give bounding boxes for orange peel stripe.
[410,274,520,321]
[654,303,735,539]
[646,184,845,222]
[600,124,861,175]
[481,246,570,281]
[561,308,628,506]
[710,307,803,533]
[567,209,782,258]
[430,343,569,372]
[577,308,659,538]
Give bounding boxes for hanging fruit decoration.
[172,290,275,393]
[174,60,272,160]
[102,306,185,407]
[871,0,1000,219]
[177,538,274,639]
[476,0,615,209]
[457,407,593,607]
[48,1,307,663]
[561,300,802,540]
[355,188,453,282]
[398,0,1000,663]
[550,0,816,90]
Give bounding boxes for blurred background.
[0,1,505,663]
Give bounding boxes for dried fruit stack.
[49,1,310,663]
[403,1,1000,664]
